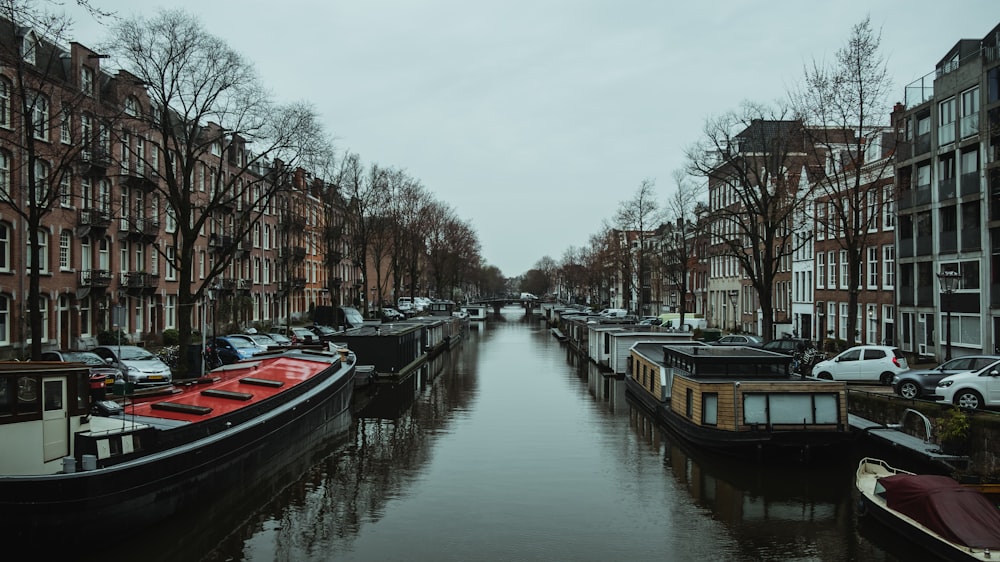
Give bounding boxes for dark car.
[40,350,122,399]
[892,355,1000,400]
[761,338,814,355]
[307,324,339,342]
[276,326,317,345]
[712,335,764,347]
[266,332,293,347]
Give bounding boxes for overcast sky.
[64,1,1000,277]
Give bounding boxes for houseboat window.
[769,394,815,424]
[43,379,63,410]
[744,394,768,424]
[0,376,10,416]
[16,376,41,417]
[814,394,839,424]
[685,388,693,418]
[76,373,89,412]
[702,393,718,426]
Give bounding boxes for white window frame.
[882,245,895,289]
[59,230,71,271]
[867,247,878,289]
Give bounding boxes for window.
[0,295,7,345]
[827,251,837,288]
[98,237,109,270]
[119,240,129,273]
[0,150,9,200]
[866,191,878,232]
[960,87,979,139]
[22,32,37,65]
[839,304,849,340]
[80,236,91,271]
[60,106,71,144]
[124,96,138,117]
[165,295,176,329]
[199,250,205,279]
[840,250,848,289]
[59,231,71,270]
[0,223,8,271]
[0,77,9,127]
[32,159,49,206]
[816,203,825,241]
[32,230,49,274]
[80,298,91,336]
[165,246,176,280]
[702,393,718,426]
[867,247,878,289]
[882,245,895,288]
[938,97,955,145]
[30,92,48,141]
[883,186,895,229]
[867,305,878,345]
[28,297,48,344]
[59,173,71,207]
[81,66,94,95]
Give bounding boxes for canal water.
[87,306,925,561]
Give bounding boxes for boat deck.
[849,413,968,469]
[124,354,338,423]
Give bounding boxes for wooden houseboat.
[626,343,851,461]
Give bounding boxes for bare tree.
[103,9,331,373]
[0,1,115,358]
[792,16,895,346]
[658,171,707,329]
[687,102,817,341]
[613,179,660,315]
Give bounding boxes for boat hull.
[0,356,355,548]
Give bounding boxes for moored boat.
[0,348,356,550]
[626,342,852,461]
[856,457,1000,561]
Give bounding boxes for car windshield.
[62,351,106,366]
[294,328,313,336]
[314,326,335,334]
[229,338,256,349]
[119,347,154,361]
[250,335,275,345]
[269,334,291,343]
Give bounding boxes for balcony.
[77,208,112,230]
[937,177,956,201]
[960,172,980,197]
[118,217,160,240]
[914,132,931,156]
[277,246,306,262]
[914,185,931,206]
[122,167,158,192]
[75,146,112,177]
[208,234,234,253]
[280,213,306,231]
[79,269,112,288]
[277,277,306,293]
[119,271,158,292]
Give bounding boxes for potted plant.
[936,407,970,455]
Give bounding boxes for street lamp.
[937,269,961,361]
[728,289,738,333]
[670,292,677,312]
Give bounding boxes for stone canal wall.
[849,390,1000,478]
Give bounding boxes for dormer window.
[124,96,139,117]
[81,66,94,95]
[22,32,38,66]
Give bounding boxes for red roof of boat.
[881,473,1000,550]
[124,354,337,423]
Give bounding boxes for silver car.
[92,345,173,387]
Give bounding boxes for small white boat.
[856,457,1000,561]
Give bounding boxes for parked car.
[207,336,259,366]
[637,316,663,326]
[226,333,273,354]
[892,355,1000,400]
[712,335,764,347]
[92,345,172,387]
[307,324,339,342]
[381,307,406,322]
[266,332,293,347]
[39,350,122,394]
[276,326,317,345]
[811,345,909,385]
[397,298,414,314]
[936,358,1000,409]
[761,338,814,356]
[245,333,283,351]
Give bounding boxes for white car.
[811,345,908,385]
[936,359,1000,410]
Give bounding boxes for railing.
[120,271,158,289]
[77,208,112,228]
[937,177,956,201]
[914,133,931,156]
[79,269,112,287]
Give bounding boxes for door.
[57,295,71,349]
[835,349,863,380]
[42,377,68,462]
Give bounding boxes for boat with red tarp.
[0,348,356,550]
[856,457,1000,561]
